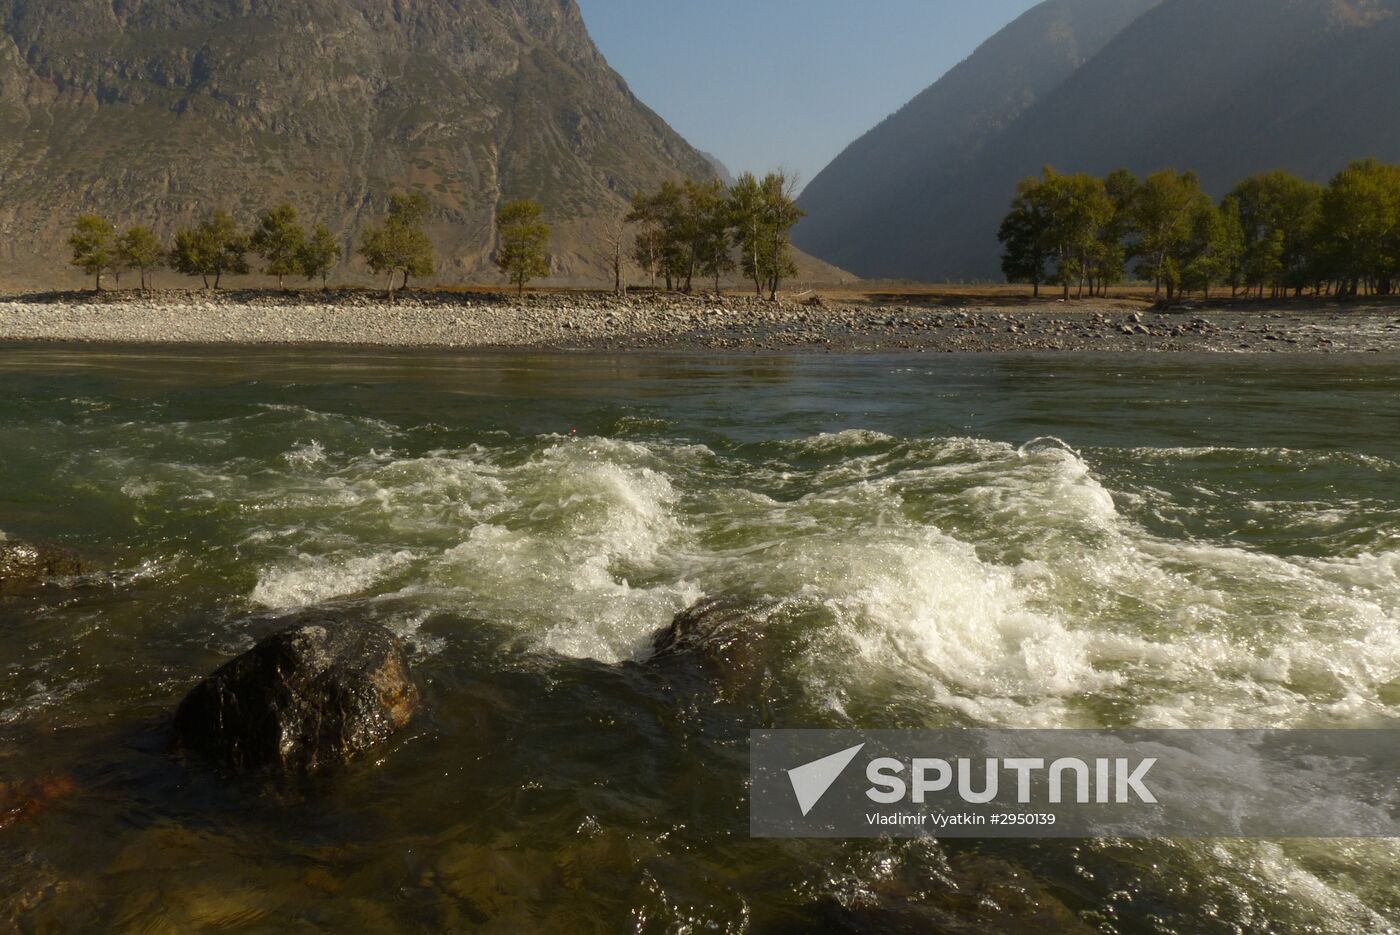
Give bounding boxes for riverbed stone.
[0,534,86,594]
[649,597,780,697]
[173,620,419,775]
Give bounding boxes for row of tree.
[71,205,344,293]
[624,171,804,300]
[69,195,554,299]
[66,172,806,300]
[998,160,1400,302]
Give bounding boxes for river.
[1,346,1397,932]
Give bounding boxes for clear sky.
[575,0,1042,189]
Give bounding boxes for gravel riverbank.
[3,290,1399,353]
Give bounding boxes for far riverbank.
[2,289,1398,353]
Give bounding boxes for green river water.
[1,346,1398,933]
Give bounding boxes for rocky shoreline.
[2,289,1399,353]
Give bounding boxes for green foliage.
[298,224,341,288]
[116,226,164,290]
[171,210,249,289]
[625,172,800,299]
[998,168,1118,298]
[69,215,117,290]
[360,192,435,298]
[1179,200,1236,298]
[998,178,1051,296]
[1131,170,1207,301]
[1000,160,1400,302]
[495,199,552,297]
[1228,171,1323,296]
[727,171,804,300]
[1314,159,1400,296]
[250,203,307,289]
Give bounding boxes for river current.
[1,347,1398,932]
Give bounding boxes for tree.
[687,179,734,293]
[999,169,1112,299]
[727,173,769,297]
[1228,171,1323,298]
[1092,169,1139,296]
[1218,196,1248,298]
[495,199,551,298]
[728,171,804,300]
[1180,200,1234,299]
[69,215,117,291]
[1132,170,1206,303]
[998,177,1052,297]
[298,224,341,290]
[601,214,630,296]
[1314,159,1400,297]
[171,210,248,289]
[116,226,164,290]
[250,203,306,290]
[360,193,435,299]
[626,181,696,290]
[626,187,672,289]
[759,172,804,300]
[1039,168,1114,300]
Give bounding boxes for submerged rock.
[173,620,419,775]
[649,597,779,697]
[0,533,85,595]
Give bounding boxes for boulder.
[173,620,419,775]
[649,597,779,697]
[0,533,85,595]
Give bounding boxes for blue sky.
[575,0,1041,188]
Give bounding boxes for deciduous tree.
[171,210,248,290]
[495,199,551,298]
[298,224,341,290]
[116,226,164,291]
[360,193,435,299]
[69,215,117,291]
[250,203,307,290]
[1131,170,1206,302]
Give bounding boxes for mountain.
[793,0,1162,279]
[796,0,1400,282]
[0,0,716,287]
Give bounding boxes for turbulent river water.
[1,346,1398,933]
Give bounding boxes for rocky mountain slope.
[0,0,717,286]
[796,0,1400,282]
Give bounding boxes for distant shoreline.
[2,290,1397,354]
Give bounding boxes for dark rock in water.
[173,620,419,775]
[0,535,85,594]
[650,597,779,697]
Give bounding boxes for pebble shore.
[2,290,1399,353]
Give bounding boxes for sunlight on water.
[1,348,1397,932]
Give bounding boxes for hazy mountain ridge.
[793,0,1162,276]
[0,0,717,286]
[797,0,1400,281]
